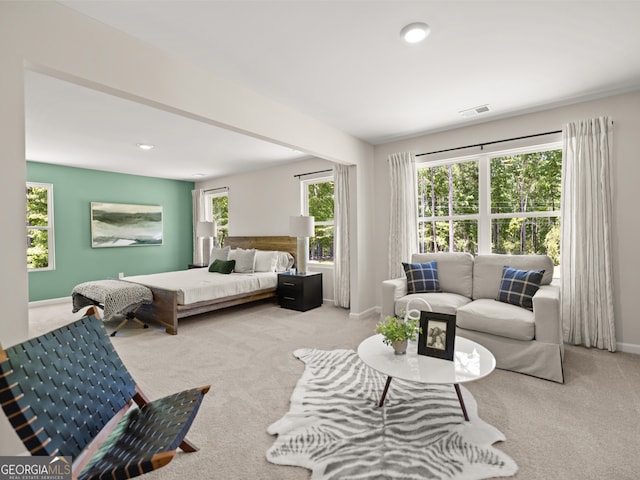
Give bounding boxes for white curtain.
[192,188,210,265]
[388,152,418,279]
[560,117,616,351]
[333,164,350,308]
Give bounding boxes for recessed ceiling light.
[137,143,154,150]
[400,22,431,43]
[192,173,205,178]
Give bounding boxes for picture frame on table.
[418,311,456,361]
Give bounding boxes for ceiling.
[26,1,640,181]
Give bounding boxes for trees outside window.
[417,160,479,254]
[417,144,562,265]
[490,149,562,264]
[27,182,54,270]
[208,192,228,246]
[304,177,334,263]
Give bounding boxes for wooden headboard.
[226,236,297,266]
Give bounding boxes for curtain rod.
[293,168,333,179]
[203,186,229,193]
[415,129,562,157]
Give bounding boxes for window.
[303,177,334,263]
[207,191,229,246]
[417,144,562,265]
[26,182,55,271]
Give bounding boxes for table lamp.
[197,220,217,265]
[290,215,314,274]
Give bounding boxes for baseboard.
[28,296,71,308]
[349,306,379,320]
[617,342,640,355]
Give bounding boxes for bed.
[125,236,297,335]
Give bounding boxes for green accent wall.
[27,162,194,302]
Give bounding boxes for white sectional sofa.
[381,252,564,383]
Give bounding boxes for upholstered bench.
[72,279,153,335]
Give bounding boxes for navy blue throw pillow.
[496,266,544,311]
[402,261,441,294]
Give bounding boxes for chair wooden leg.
[85,306,101,319]
[179,439,199,452]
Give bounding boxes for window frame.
[416,141,562,256]
[26,181,55,272]
[301,174,335,264]
[204,190,229,247]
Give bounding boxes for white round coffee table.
[357,334,496,420]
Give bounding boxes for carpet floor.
[27,299,640,479]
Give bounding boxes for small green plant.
[375,315,421,346]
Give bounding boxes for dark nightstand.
[277,272,323,311]
[188,263,208,269]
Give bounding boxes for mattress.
[123,269,277,305]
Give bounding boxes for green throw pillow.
[209,259,235,274]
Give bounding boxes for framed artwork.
[418,311,456,361]
[91,202,163,248]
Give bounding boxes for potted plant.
[374,314,421,355]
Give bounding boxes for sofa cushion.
[497,266,544,311]
[473,254,553,300]
[457,299,535,341]
[395,292,471,317]
[402,261,441,294]
[411,252,473,298]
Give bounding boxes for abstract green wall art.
[91,202,163,247]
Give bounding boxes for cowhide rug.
[267,348,517,480]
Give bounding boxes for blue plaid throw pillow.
[496,266,544,311]
[402,261,441,294]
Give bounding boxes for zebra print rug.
[267,348,517,480]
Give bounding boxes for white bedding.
[123,269,277,305]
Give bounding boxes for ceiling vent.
[459,105,491,118]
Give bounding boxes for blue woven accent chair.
[0,310,210,480]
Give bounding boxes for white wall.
[199,157,332,236]
[373,90,640,351]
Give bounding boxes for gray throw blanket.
[72,279,153,320]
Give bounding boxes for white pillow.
[209,246,230,266]
[233,248,257,273]
[255,250,278,272]
[275,251,295,272]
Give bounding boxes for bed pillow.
[234,248,257,273]
[496,266,544,311]
[275,251,295,272]
[402,261,441,294]
[209,246,230,266]
[255,250,278,272]
[208,259,235,274]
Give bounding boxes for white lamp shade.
[196,221,216,237]
[290,216,314,238]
